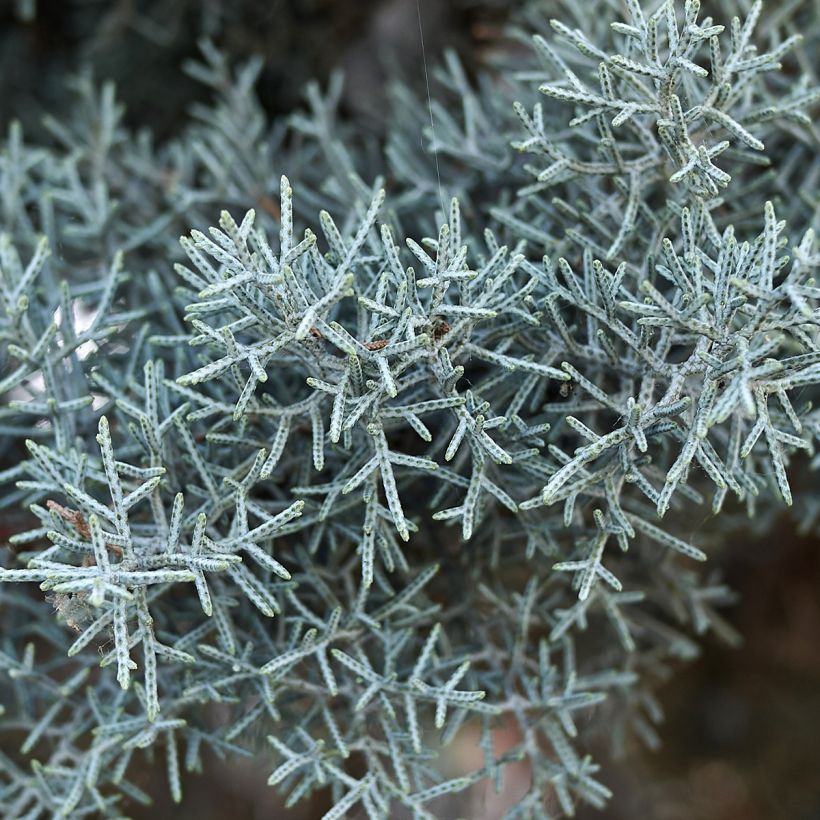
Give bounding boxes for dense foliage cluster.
[1,0,818,816]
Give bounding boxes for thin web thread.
[416,0,447,222]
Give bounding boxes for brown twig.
[46,500,124,556]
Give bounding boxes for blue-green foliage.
[1,1,818,817]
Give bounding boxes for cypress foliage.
[0,1,818,816]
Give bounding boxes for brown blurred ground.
[576,518,820,820]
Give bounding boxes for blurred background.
[0,0,818,817]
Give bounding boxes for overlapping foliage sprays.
[1,0,818,816]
